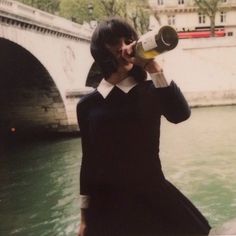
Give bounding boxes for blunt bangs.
[96,18,138,46]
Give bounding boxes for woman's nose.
[120,41,128,52]
[121,41,134,56]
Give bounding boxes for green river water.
[0,106,236,236]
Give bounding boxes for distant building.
[148,0,236,37]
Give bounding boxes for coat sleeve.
[154,80,191,124]
[77,101,93,197]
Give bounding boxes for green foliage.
[15,0,151,34]
[193,0,221,36]
[59,0,110,24]
[59,0,150,34]
[59,0,90,23]
[194,0,220,17]
[17,0,60,13]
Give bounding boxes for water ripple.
[1,106,236,234]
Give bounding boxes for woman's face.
[105,37,135,74]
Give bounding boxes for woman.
[77,17,211,236]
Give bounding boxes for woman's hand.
[78,222,87,236]
[122,41,163,74]
[121,41,148,68]
[142,60,163,74]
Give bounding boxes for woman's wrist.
[80,195,90,209]
[150,71,169,88]
[144,60,163,74]
[80,208,88,224]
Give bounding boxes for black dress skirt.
[77,81,211,236]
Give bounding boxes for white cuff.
[80,195,90,209]
[150,72,169,88]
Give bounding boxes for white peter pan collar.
[97,77,138,99]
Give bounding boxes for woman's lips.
[121,57,130,65]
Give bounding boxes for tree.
[17,0,60,13]
[16,0,151,34]
[100,0,126,17]
[59,0,125,24]
[194,0,221,36]
[59,0,150,34]
[99,0,150,34]
[127,0,150,34]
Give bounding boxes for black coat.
[77,80,211,236]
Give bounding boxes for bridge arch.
[0,37,69,139]
[0,2,95,136]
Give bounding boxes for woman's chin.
[123,63,134,72]
[117,62,134,74]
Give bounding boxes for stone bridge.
[0,0,94,137]
[1,0,236,139]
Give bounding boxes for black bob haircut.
[90,17,147,84]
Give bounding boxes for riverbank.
[186,90,236,107]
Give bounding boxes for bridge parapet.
[0,0,92,40]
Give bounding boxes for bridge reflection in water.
[0,105,236,235]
